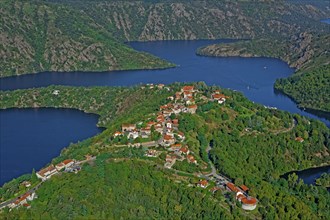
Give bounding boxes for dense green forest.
[1,0,329,77]
[275,65,330,112]
[1,83,329,219]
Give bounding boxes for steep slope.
[1,0,329,77]
[1,83,329,219]
[67,0,329,41]
[197,33,330,112]
[0,0,173,77]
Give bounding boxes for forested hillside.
[1,83,329,219]
[0,0,174,77]
[1,0,329,77]
[197,32,330,112]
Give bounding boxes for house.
[160,105,169,110]
[147,121,156,128]
[141,128,151,135]
[21,181,31,188]
[179,147,190,155]
[85,154,95,161]
[212,93,227,104]
[23,203,31,209]
[187,155,197,164]
[113,131,122,137]
[11,192,36,209]
[55,162,65,171]
[164,154,177,168]
[166,121,172,129]
[36,165,58,181]
[169,144,182,151]
[186,99,195,105]
[183,91,193,99]
[157,115,165,123]
[181,86,194,93]
[56,159,74,171]
[63,159,74,167]
[163,110,172,117]
[145,149,158,157]
[226,182,240,193]
[295,137,304,143]
[173,107,182,114]
[128,130,139,139]
[198,180,209,188]
[162,135,175,146]
[210,187,221,194]
[236,192,257,211]
[172,119,179,127]
[155,123,163,133]
[177,131,185,140]
[240,185,249,193]
[122,124,136,132]
[157,84,165,89]
[175,92,182,100]
[187,105,197,114]
[52,90,60,95]
[167,96,174,101]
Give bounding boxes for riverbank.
[282,165,330,186]
[1,83,329,219]
[196,34,330,113]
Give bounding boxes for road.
[0,157,97,210]
[204,145,230,183]
[0,182,42,210]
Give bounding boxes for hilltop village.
[1,84,258,212]
[111,85,257,211]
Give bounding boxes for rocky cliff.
[1,0,329,77]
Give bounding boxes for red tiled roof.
[226,182,239,192]
[182,86,194,91]
[210,187,221,192]
[188,105,197,109]
[187,155,196,162]
[180,147,189,153]
[240,185,249,192]
[199,180,208,186]
[295,137,304,142]
[212,94,226,99]
[14,193,30,204]
[37,165,56,177]
[164,135,173,140]
[63,159,73,165]
[241,197,257,205]
[122,124,135,128]
[178,131,185,136]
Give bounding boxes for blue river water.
[0,39,329,185]
[321,18,330,24]
[0,108,102,185]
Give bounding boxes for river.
[283,165,330,187]
[0,108,102,185]
[0,39,329,185]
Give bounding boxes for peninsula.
[1,83,329,219]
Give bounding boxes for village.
[2,84,257,212]
[2,155,96,210]
[111,84,257,211]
